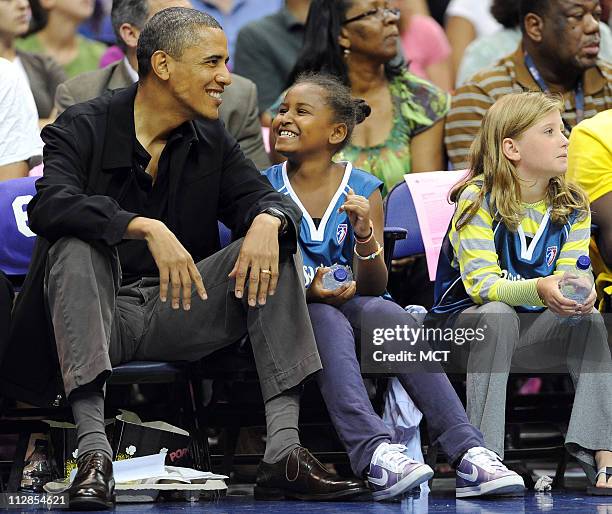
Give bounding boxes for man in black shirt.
[1,7,364,509]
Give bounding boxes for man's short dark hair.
[519,0,554,31]
[137,7,222,78]
[111,0,149,52]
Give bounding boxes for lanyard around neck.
[523,52,585,129]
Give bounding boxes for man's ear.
[151,51,170,81]
[523,12,544,43]
[118,23,140,50]
[329,123,348,146]
[502,137,521,163]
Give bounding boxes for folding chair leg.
[186,376,212,471]
[187,422,211,472]
[188,429,209,471]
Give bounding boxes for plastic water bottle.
[322,264,353,290]
[558,255,594,325]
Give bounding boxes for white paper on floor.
[66,452,227,484]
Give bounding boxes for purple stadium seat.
[384,181,425,258]
[0,177,38,276]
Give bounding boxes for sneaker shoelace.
[466,447,509,473]
[376,444,417,473]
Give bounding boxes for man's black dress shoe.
[254,446,368,500]
[68,451,115,510]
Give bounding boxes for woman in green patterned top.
[271,0,450,195]
[17,0,105,79]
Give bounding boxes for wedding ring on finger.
[260,269,272,275]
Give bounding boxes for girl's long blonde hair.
[451,92,588,231]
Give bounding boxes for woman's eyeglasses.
[343,6,400,25]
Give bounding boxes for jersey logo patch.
[336,224,348,245]
[546,245,558,267]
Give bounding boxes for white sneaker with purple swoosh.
[367,442,434,501]
[456,447,525,498]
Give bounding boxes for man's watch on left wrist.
[261,207,289,235]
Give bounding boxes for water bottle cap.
[576,255,591,270]
[333,268,349,282]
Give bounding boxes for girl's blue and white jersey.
[264,161,382,287]
[432,186,585,314]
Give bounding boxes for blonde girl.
[432,92,612,494]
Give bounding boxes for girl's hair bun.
[354,99,371,124]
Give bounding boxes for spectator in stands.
[98,43,124,67]
[234,0,311,115]
[456,0,612,86]
[397,0,453,90]
[445,0,612,170]
[567,109,612,307]
[280,0,448,195]
[17,0,106,78]
[0,58,43,182]
[79,0,116,45]
[444,0,500,81]
[1,8,366,509]
[192,0,282,68]
[0,0,65,122]
[433,92,612,494]
[264,72,524,500]
[454,0,523,87]
[54,0,270,169]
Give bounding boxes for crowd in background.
[3,0,609,270]
[3,0,612,177]
[1,0,612,503]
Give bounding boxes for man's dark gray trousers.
[44,236,322,400]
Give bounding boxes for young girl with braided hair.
[262,72,524,501]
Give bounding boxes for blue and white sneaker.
[367,442,434,501]
[456,447,525,498]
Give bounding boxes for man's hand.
[306,267,356,307]
[537,274,594,317]
[126,217,207,310]
[229,213,280,306]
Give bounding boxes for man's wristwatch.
[261,207,289,235]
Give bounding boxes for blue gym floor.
[20,490,611,513]
[107,492,612,513]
